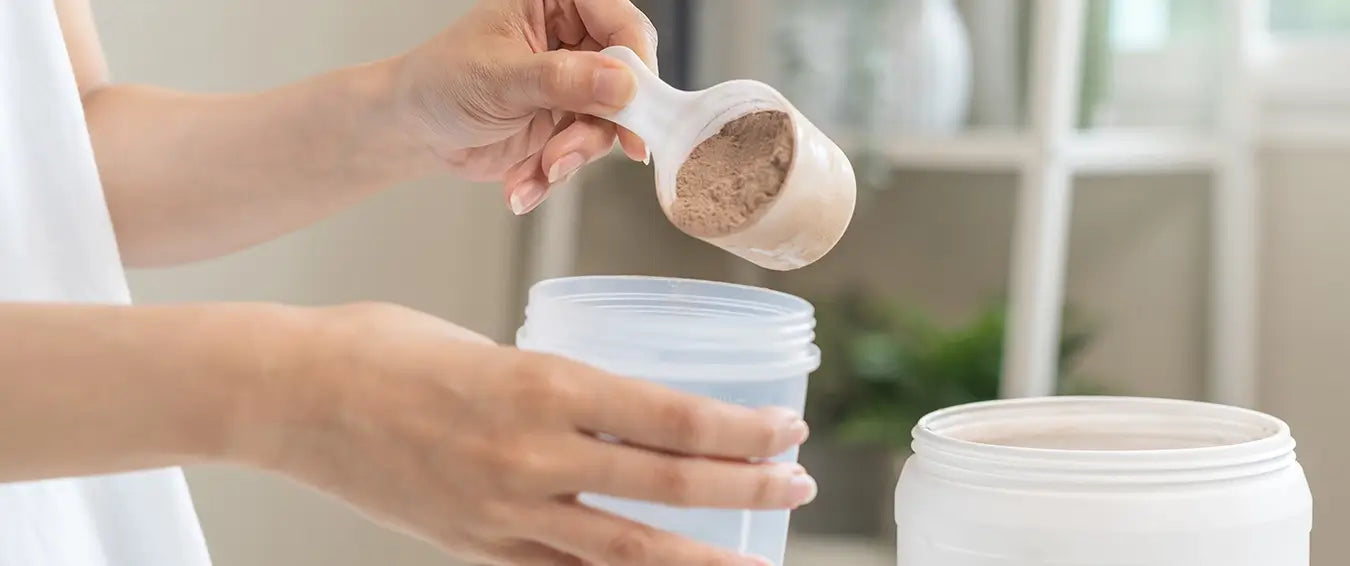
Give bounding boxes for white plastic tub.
[895,396,1312,566]
[517,276,820,565]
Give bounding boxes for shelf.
[600,129,1219,175]
[878,131,1032,171]
[1069,130,1219,174]
[873,129,1218,174]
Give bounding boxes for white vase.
[876,0,973,134]
[771,1,852,136]
[958,0,1021,128]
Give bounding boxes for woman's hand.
[244,303,814,566]
[394,0,657,216]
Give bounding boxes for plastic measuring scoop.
[598,45,857,271]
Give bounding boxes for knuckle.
[508,356,570,414]
[480,499,517,525]
[541,54,580,98]
[470,499,522,535]
[652,461,694,505]
[491,442,556,494]
[752,419,780,456]
[603,526,653,564]
[513,449,556,483]
[486,499,521,526]
[661,402,711,452]
[750,468,777,507]
[478,441,518,476]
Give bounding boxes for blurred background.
[99,0,1349,564]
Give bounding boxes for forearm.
[86,59,438,267]
[0,302,306,482]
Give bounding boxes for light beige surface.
[786,537,891,566]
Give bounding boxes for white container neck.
[910,397,1297,487]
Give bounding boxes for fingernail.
[788,419,810,445]
[508,180,548,215]
[547,152,586,184]
[561,168,580,185]
[642,148,651,165]
[739,555,774,566]
[788,473,818,507]
[594,68,636,108]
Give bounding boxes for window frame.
[1102,2,1350,145]
[1261,36,1350,107]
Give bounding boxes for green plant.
[808,289,1103,451]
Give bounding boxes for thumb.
[504,50,637,116]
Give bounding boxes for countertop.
[785,536,892,566]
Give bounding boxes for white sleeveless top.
[0,2,212,564]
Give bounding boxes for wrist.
[222,303,400,478]
[335,56,446,185]
[204,303,328,470]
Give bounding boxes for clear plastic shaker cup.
[598,46,857,271]
[516,275,820,565]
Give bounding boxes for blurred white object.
[959,0,1022,127]
[0,3,212,565]
[517,276,820,565]
[877,0,973,133]
[771,0,851,135]
[896,397,1312,565]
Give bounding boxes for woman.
[0,1,815,564]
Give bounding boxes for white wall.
[97,1,511,564]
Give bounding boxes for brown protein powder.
[670,110,795,238]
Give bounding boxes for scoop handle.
[597,46,694,153]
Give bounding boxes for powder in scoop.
[670,110,795,238]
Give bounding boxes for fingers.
[573,0,656,160]
[540,116,617,183]
[544,0,587,47]
[573,0,659,72]
[503,152,549,215]
[503,114,571,214]
[521,1,654,160]
[564,0,655,160]
[533,503,773,566]
[507,50,636,117]
[503,115,617,215]
[568,370,810,460]
[558,437,818,510]
[617,127,648,162]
